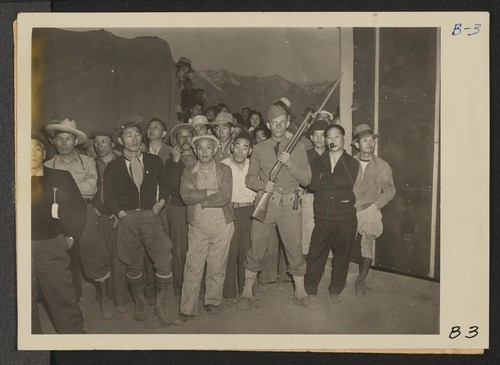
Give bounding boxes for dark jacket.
[103,153,168,216]
[180,161,234,225]
[164,158,186,207]
[308,150,359,221]
[32,167,87,241]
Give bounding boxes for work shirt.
[45,152,98,199]
[246,136,311,195]
[192,160,225,224]
[221,157,256,204]
[353,154,396,211]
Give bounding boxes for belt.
[232,202,254,208]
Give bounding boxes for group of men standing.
[31,94,395,333]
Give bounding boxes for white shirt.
[221,157,256,204]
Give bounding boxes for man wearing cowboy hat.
[352,124,396,297]
[174,134,234,324]
[44,118,113,318]
[103,115,174,326]
[238,105,312,311]
[164,123,198,300]
[31,134,86,333]
[211,111,234,162]
[89,130,128,316]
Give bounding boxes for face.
[31,139,45,171]
[310,130,326,149]
[194,139,217,164]
[206,110,216,122]
[233,126,243,136]
[254,130,267,144]
[194,124,208,135]
[147,121,166,141]
[325,127,345,152]
[191,104,203,117]
[54,132,77,156]
[214,123,232,143]
[176,129,194,150]
[355,135,376,155]
[93,136,114,158]
[220,106,229,113]
[242,108,250,119]
[176,65,190,82]
[249,114,261,128]
[267,114,290,138]
[232,138,252,163]
[118,126,142,153]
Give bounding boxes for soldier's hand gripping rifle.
[251,72,344,222]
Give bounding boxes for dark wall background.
[353,28,440,279]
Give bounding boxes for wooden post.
[339,28,354,152]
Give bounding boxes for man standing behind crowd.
[147,118,172,165]
[164,123,199,301]
[31,135,86,333]
[90,131,128,317]
[304,124,359,307]
[352,124,395,296]
[44,119,112,318]
[238,105,312,311]
[211,112,234,162]
[103,116,173,326]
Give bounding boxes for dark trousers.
[305,217,357,295]
[167,204,189,296]
[32,235,85,334]
[96,214,128,306]
[223,205,253,299]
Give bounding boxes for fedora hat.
[210,112,235,126]
[44,118,88,145]
[175,56,195,72]
[191,134,220,149]
[170,123,198,147]
[191,115,209,126]
[351,124,379,145]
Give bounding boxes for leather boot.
[97,279,115,320]
[154,276,172,326]
[355,257,372,297]
[127,275,147,321]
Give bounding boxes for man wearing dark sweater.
[103,116,173,326]
[31,136,86,334]
[304,124,360,307]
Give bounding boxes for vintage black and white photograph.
[16,12,489,351]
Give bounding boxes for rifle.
[251,72,343,223]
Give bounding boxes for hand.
[264,181,276,193]
[118,210,128,219]
[206,189,219,196]
[109,214,118,229]
[93,207,101,217]
[152,200,166,215]
[171,146,182,163]
[65,236,74,250]
[277,151,291,166]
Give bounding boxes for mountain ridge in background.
[191,69,339,123]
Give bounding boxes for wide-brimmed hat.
[44,118,88,145]
[191,115,209,126]
[191,134,220,149]
[175,56,195,72]
[306,120,330,138]
[170,123,198,147]
[351,124,379,145]
[210,112,235,126]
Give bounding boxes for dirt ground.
[39,262,439,335]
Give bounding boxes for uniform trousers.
[305,217,357,295]
[223,205,253,299]
[117,210,172,278]
[96,214,128,306]
[180,220,234,316]
[301,193,315,255]
[245,197,306,276]
[167,204,189,297]
[32,235,85,334]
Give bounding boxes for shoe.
[226,297,239,305]
[127,276,148,321]
[205,304,219,314]
[155,277,172,325]
[99,297,115,320]
[237,297,252,311]
[297,295,320,310]
[116,304,128,314]
[173,313,194,326]
[330,292,341,304]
